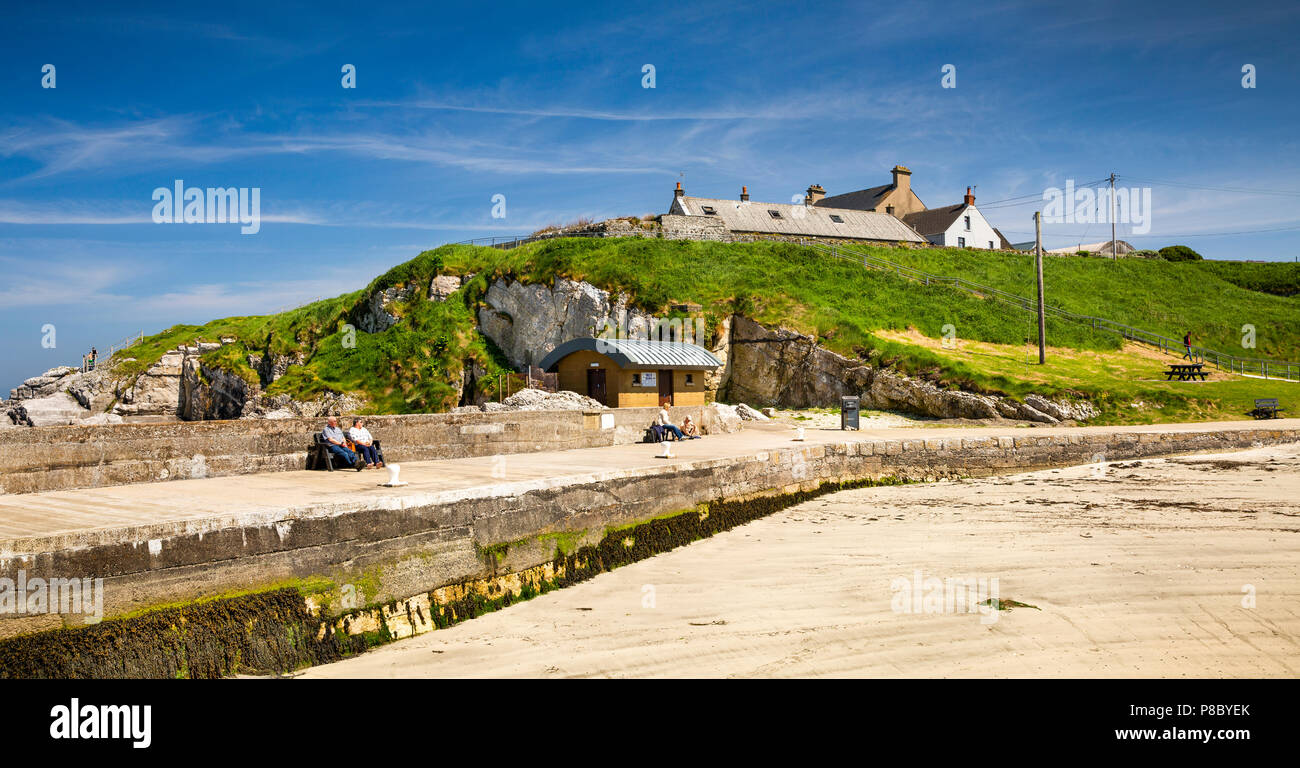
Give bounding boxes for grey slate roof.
[814,184,893,211]
[670,196,925,243]
[902,204,968,237]
[539,337,724,372]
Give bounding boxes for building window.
[958,237,966,248]
[829,214,844,223]
[886,205,895,215]
[964,215,971,230]
[767,209,782,219]
[685,373,694,385]
[632,373,641,385]
[701,205,717,215]
[989,241,994,249]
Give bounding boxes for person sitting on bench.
[348,417,382,469]
[322,416,362,469]
[656,407,686,441]
[680,415,702,439]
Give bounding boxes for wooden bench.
[1164,363,1208,381]
[307,433,384,471]
[1249,398,1285,420]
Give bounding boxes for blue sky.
[2,0,1299,393]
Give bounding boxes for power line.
[998,222,1300,238]
[1125,177,1300,199]
[975,178,1112,210]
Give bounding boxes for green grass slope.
[114,237,1299,422]
[840,243,1300,360]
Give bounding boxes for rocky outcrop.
[477,277,660,369]
[245,351,301,389]
[725,315,873,406]
[242,392,365,419]
[181,358,255,420]
[7,392,89,427]
[704,314,732,395]
[354,283,419,334]
[455,388,606,413]
[429,275,464,301]
[723,316,1094,424]
[114,350,186,418]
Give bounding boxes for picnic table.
[1164,363,1208,381]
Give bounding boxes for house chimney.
[891,165,912,197]
[804,184,825,205]
[964,186,975,206]
[674,181,684,198]
[740,185,749,202]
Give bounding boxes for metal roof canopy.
[539,337,723,372]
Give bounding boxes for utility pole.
[1034,211,1046,364]
[1109,172,1118,261]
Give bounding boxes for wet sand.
[300,442,1300,678]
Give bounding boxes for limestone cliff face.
[724,315,873,407]
[721,314,1096,423]
[477,277,659,369]
[180,357,254,420]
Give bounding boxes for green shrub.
[1158,245,1203,261]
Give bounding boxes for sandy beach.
[300,442,1300,678]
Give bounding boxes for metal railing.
[455,232,604,250]
[81,331,145,372]
[801,240,1299,382]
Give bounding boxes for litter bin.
[841,395,860,430]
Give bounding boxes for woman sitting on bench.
[348,417,383,469]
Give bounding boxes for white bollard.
[657,441,674,458]
[380,463,409,487]
[794,427,806,441]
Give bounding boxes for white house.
[902,188,1010,249]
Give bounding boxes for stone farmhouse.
[903,187,1013,250]
[660,165,1012,249]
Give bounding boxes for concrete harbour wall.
[0,406,714,495]
[2,422,1296,646]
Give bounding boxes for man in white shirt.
[655,408,686,441]
[349,418,382,468]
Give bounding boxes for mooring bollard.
[380,464,408,487]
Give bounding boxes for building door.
[657,369,674,407]
[586,368,607,406]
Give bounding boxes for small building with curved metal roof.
[539,337,722,408]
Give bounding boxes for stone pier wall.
[2,423,1295,644]
[0,405,718,495]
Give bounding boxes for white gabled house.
[902,188,1011,250]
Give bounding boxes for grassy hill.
[114,237,1300,423]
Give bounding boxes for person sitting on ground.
[322,416,363,470]
[348,417,382,469]
[656,406,686,441]
[680,415,702,439]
